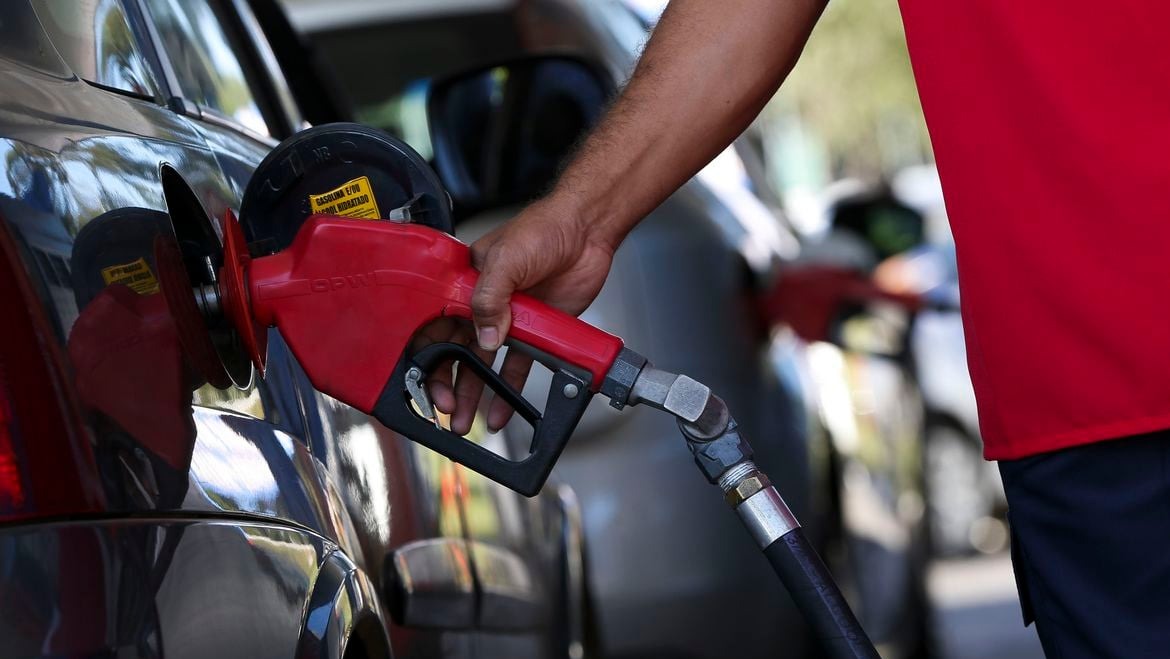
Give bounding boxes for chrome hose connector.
[717,461,772,507]
[717,460,800,547]
[736,486,800,548]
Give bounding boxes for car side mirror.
[427,55,613,210]
[828,191,926,264]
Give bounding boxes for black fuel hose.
[764,529,880,659]
[678,403,879,657]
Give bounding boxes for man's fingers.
[413,316,457,349]
[470,245,520,352]
[438,324,476,421]
[450,343,498,436]
[428,362,456,414]
[487,350,534,432]
[450,366,485,436]
[420,317,462,414]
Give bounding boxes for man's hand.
[428,194,617,433]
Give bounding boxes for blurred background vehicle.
[283,0,936,656]
[888,167,1008,558]
[807,174,1008,557]
[0,1,584,657]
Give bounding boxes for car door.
[0,2,358,656]
[132,1,479,656]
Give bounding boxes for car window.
[141,0,270,136]
[357,80,433,159]
[313,11,523,151]
[32,0,160,98]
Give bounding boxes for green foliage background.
[765,0,932,179]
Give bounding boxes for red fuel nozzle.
[759,265,923,343]
[219,210,267,376]
[214,211,626,496]
[227,212,623,412]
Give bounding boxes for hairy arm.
[557,0,828,249]
[437,0,827,432]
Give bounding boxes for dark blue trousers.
[999,430,1170,658]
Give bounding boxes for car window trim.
[200,107,280,148]
[125,0,198,116]
[37,0,170,105]
[228,0,305,137]
[130,0,285,146]
[204,0,293,139]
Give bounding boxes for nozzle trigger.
[404,365,440,427]
[373,341,592,497]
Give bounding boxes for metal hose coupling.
[634,365,800,545]
[628,366,729,435]
[678,408,754,486]
[677,391,731,440]
[719,460,801,549]
[718,462,769,505]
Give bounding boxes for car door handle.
[384,538,476,629]
[384,538,544,631]
[468,541,546,631]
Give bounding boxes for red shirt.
[897,1,1170,459]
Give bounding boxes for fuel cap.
[239,122,453,254]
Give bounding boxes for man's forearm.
[555,0,827,247]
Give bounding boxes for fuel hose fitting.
[629,366,879,659]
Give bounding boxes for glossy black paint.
[0,2,574,657]
[0,520,325,657]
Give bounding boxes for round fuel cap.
[239,122,454,254]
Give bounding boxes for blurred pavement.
[929,553,1043,659]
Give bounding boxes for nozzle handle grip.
[439,287,623,391]
[372,342,592,497]
[764,529,880,659]
[247,218,625,412]
[242,217,617,495]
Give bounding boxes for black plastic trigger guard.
[371,342,593,497]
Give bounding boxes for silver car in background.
[891,166,1008,557]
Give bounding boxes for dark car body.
[0,1,581,657]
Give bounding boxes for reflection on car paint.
[188,414,282,509]
[31,0,161,99]
[59,205,339,535]
[193,382,268,419]
[332,423,394,541]
[0,520,328,658]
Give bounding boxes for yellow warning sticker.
[308,175,381,219]
[100,257,160,295]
